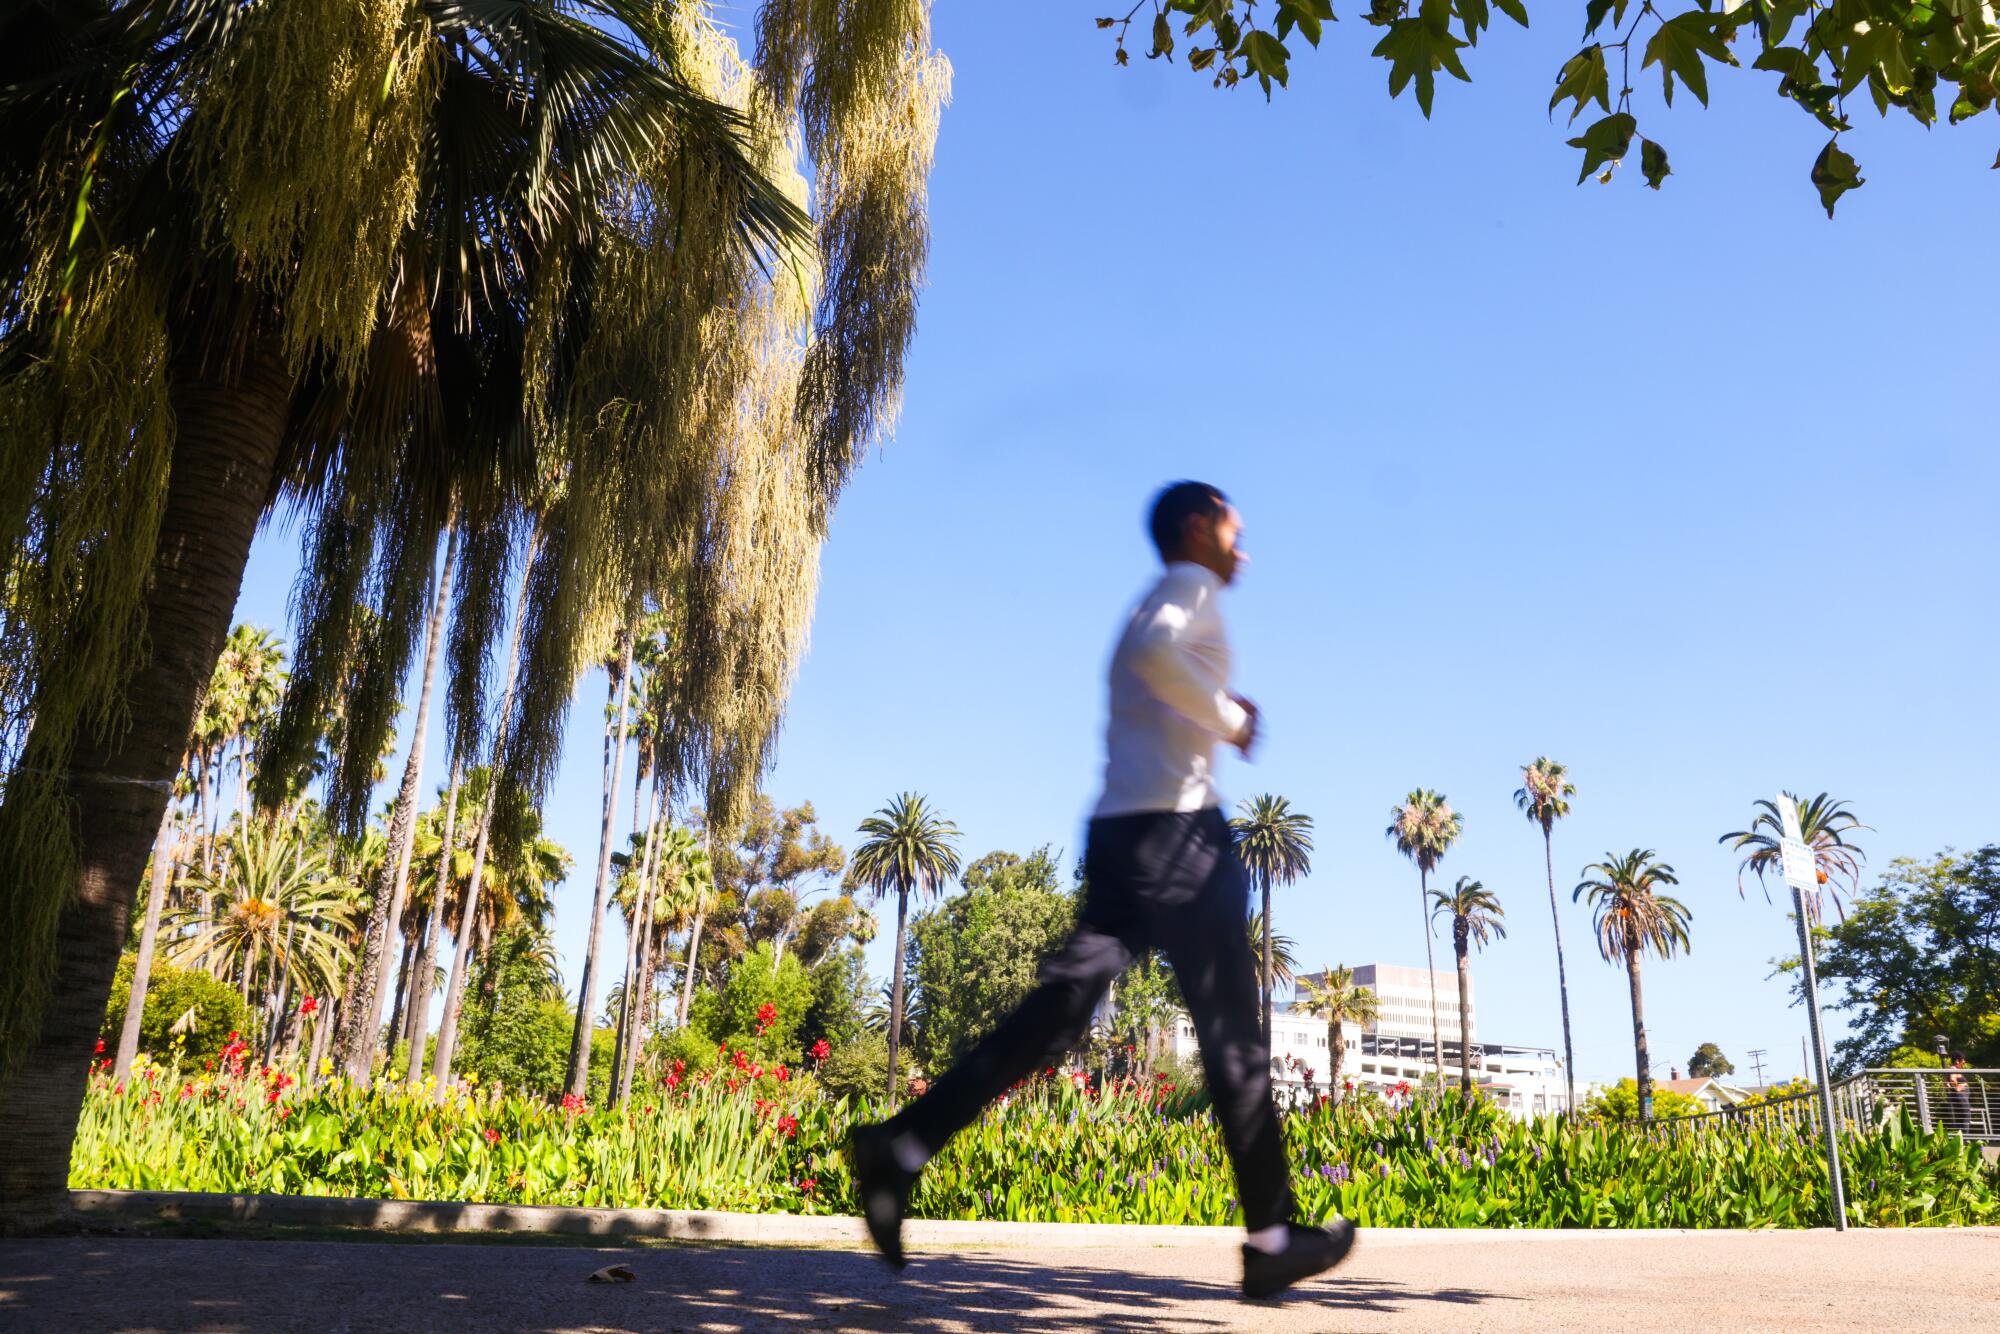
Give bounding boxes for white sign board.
[1776,793,1817,893]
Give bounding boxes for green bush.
[69,1068,2000,1228]
[99,956,252,1066]
[688,943,812,1061]
[458,996,572,1098]
[815,1031,908,1105]
[1582,1077,1705,1121]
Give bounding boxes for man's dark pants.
[883,806,1294,1230]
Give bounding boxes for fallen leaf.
[587,1265,637,1284]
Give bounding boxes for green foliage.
[1098,0,2000,213]
[457,996,572,1099]
[689,942,812,1061]
[814,1031,909,1105]
[800,946,870,1053]
[1687,1042,1735,1078]
[99,957,252,1066]
[1582,1077,1704,1122]
[1811,846,2000,1071]
[1885,1046,1945,1070]
[70,1070,2000,1228]
[906,858,1076,1071]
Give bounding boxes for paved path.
[4,1229,1998,1332]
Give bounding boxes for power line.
[1748,1048,1769,1087]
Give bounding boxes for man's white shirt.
[1094,561,1249,818]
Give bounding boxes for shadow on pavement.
[0,1236,1520,1332]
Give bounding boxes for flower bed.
[71,1049,1999,1229]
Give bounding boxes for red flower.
[94,1039,106,1055]
[777,1114,799,1138]
[774,1064,789,1082]
[299,996,319,1015]
[756,1002,777,1026]
[810,1039,831,1062]
[560,1093,587,1115]
[277,1106,291,1120]
[664,1072,681,1089]
[484,1127,500,1144]
[800,1177,817,1193]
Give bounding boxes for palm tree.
[850,794,962,1100]
[1295,965,1380,1104]
[340,520,457,1082]
[1515,756,1579,1116]
[1429,876,1506,1098]
[1231,794,1315,1044]
[1386,789,1462,1083]
[1718,793,1870,922]
[168,820,357,1009]
[0,0,947,1231]
[1244,912,1301,996]
[1574,849,1692,1121]
[568,625,638,1100]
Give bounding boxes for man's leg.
[883,916,1132,1160]
[1151,813,1292,1231]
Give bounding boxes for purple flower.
[1376,1162,1391,1178]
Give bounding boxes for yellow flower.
[319,1058,334,1078]
[463,1072,478,1086]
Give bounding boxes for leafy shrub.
[1582,1077,1704,1121]
[69,1066,2000,1229]
[99,956,251,1065]
[815,1031,908,1105]
[458,996,572,1098]
[688,943,812,1061]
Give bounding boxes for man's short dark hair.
[1148,481,1228,560]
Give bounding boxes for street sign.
[1776,790,1848,1231]
[1776,794,1817,892]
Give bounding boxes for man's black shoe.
[848,1123,915,1270]
[1240,1218,1356,1299]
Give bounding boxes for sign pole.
[1778,793,1849,1232]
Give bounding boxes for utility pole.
[1777,793,1848,1232]
[1748,1048,1769,1087]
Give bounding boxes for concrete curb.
[72,1191,1970,1249]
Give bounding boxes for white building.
[1151,962,1572,1118]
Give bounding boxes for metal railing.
[1631,1068,2000,1144]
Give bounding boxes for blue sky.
[231,11,1999,1088]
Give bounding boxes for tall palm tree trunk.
[1454,927,1473,1098]
[1329,1018,1346,1105]
[384,933,415,1063]
[114,803,179,1080]
[1418,866,1444,1084]
[0,331,290,1231]
[614,784,661,1106]
[678,910,706,1028]
[340,521,458,1082]
[432,535,539,1090]
[1625,929,1653,1121]
[404,762,460,1083]
[1543,826,1577,1117]
[567,627,636,1100]
[1260,874,1274,1046]
[887,882,910,1102]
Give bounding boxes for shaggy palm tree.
[1718,793,1870,922]
[1429,876,1506,1098]
[567,625,637,1100]
[1515,756,1579,1115]
[1244,912,1301,996]
[0,0,949,1229]
[1386,789,1462,1083]
[851,793,962,1100]
[1231,794,1314,1044]
[1574,849,1692,1121]
[168,820,357,1007]
[1295,965,1379,1104]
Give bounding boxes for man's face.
[1187,503,1247,585]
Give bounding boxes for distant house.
[1655,1077,1751,1114]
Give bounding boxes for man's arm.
[1126,596,1252,748]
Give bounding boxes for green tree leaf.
[1567,112,1637,184]
[1550,45,1611,125]
[1811,137,1865,217]
[1492,0,1528,24]
[1642,12,1738,109]
[1640,136,1671,189]
[1241,29,1292,95]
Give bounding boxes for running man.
[849,481,1355,1300]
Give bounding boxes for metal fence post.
[1913,1071,1932,1133]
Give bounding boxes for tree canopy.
[1808,846,2000,1071]
[1098,0,2000,213]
